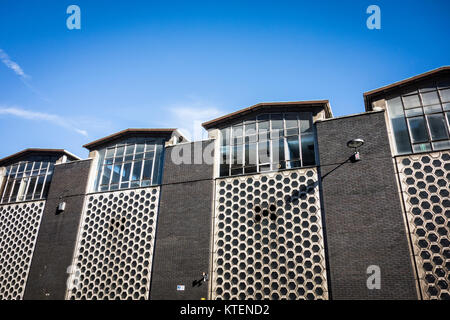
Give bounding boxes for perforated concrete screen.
[0,201,45,300]
[67,187,160,300]
[212,168,328,300]
[397,151,450,300]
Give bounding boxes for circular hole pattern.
[0,201,45,300]
[213,168,328,300]
[397,151,450,300]
[67,187,160,300]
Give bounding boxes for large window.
[219,112,316,177]
[95,137,164,192]
[0,156,57,204]
[387,79,450,155]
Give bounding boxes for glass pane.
[287,136,300,160]
[121,163,132,182]
[18,163,26,173]
[220,128,230,146]
[245,143,257,166]
[134,153,143,160]
[402,94,421,109]
[443,103,450,111]
[427,114,449,140]
[271,139,285,164]
[439,88,450,102]
[421,91,440,106]
[34,176,45,198]
[115,146,124,157]
[220,146,229,165]
[220,164,229,177]
[423,105,442,114]
[301,133,316,166]
[258,141,270,164]
[105,148,115,159]
[2,180,13,202]
[111,164,121,183]
[10,181,20,201]
[271,114,283,130]
[125,145,135,155]
[42,174,52,198]
[244,166,257,174]
[232,144,243,166]
[419,81,436,93]
[407,117,429,143]
[26,177,37,200]
[142,160,153,180]
[132,161,142,181]
[405,108,423,117]
[387,97,412,154]
[432,140,450,150]
[299,113,312,133]
[412,143,431,153]
[232,124,243,145]
[101,165,112,185]
[245,122,256,136]
[230,167,243,176]
[135,144,145,153]
[285,113,298,128]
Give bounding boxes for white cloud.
[0,49,29,79]
[168,100,223,141]
[0,106,88,137]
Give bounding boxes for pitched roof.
[364,66,450,111]
[83,128,186,151]
[0,148,80,166]
[202,100,332,129]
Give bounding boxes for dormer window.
[219,112,316,177]
[94,137,164,192]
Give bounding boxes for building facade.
[0,67,448,300]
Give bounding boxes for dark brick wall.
[24,159,92,300]
[150,140,214,300]
[316,111,418,300]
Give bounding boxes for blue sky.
[0,0,449,158]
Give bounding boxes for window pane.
[245,122,256,136]
[271,114,283,130]
[421,91,440,106]
[135,143,145,153]
[34,176,45,198]
[402,95,421,109]
[285,113,298,128]
[423,105,442,114]
[121,162,132,182]
[301,133,316,166]
[287,136,300,160]
[427,114,449,140]
[132,161,142,181]
[125,145,135,155]
[432,140,450,150]
[271,139,285,164]
[220,146,229,165]
[387,97,412,154]
[439,88,450,102]
[101,165,112,185]
[111,164,121,183]
[258,141,270,164]
[232,144,243,166]
[232,124,243,145]
[142,160,153,180]
[405,108,423,117]
[2,180,13,202]
[42,174,52,198]
[220,128,230,146]
[26,177,37,200]
[412,143,431,153]
[115,146,125,156]
[407,117,429,143]
[245,143,257,166]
